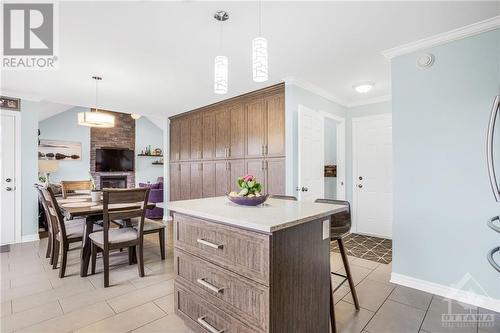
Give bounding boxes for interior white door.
[353,115,393,238]
[0,112,19,245]
[298,105,324,201]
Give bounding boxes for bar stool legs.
[337,237,360,310]
[330,277,337,333]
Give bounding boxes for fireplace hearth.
[100,175,127,189]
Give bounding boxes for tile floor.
[1,224,498,333]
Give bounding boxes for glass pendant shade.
[252,37,268,82]
[77,110,115,128]
[214,55,228,94]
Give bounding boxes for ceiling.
[2,1,499,119]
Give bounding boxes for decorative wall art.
[0,96,20,111]
[324,165,337,177]
[39,139,82,161]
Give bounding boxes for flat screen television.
[95,148,134,172]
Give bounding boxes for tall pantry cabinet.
[169,83,285,201]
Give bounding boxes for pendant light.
[252,1,268,82]
[78,76,115,128]
[214,11,229,94]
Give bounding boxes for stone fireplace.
[90,110,135,188]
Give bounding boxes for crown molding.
[347,94,392,108]
[0,89,42,102]
[382,16,500,60]
[283,77,348,107]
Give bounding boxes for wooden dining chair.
[89,188,150,287]
[315,199,360,333]
[270,195,297,201]
[43,187,91,277]
[61,180,92,198]
[37,186,54,261]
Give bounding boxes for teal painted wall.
[20,100,41,237]
[392,29,500,299]
[135,117,163,185]
[39,107,91,182]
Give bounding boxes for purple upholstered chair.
[139,177,164,219]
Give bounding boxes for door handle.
[295,186,308,192]
[357,184,363,188]
[5,178,12,183]
[6,187,13,191]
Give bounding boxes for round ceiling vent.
[416,53,435,69]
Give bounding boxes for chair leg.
[136,244,145,277]
[103,249,110,288]
[159,230,165,260]
[45,232,52,258]
[91,243,97,275]
[59,242,68,278]
[338,238,360,310]
[52,239,60,269]
[330,275,337,333]
[128,247,134,265]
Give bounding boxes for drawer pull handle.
[197,238,223,249]
[197,316,224,333]
[197,278,224,294]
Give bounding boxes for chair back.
[102,188,150,246]
[36,186,53,235]
[270,195,297,201]
[61,180,92,198]
[42,187,68,240]
[315,199,351,238]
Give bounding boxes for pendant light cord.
[259,0,262,37]
[95,79,98,112]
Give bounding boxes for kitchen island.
[166,196,346,333]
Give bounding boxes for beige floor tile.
[365,263,392,283]
[334,300,375,333]
[388,285,433,311]
[477,307,500,333]
[0,279,53,302]
[12,278,94,313]
[75,302,165,333]
[129,268,174,289]
[59,282,136,313]
[350,257,381,270]
[132,314,194,333]
[88,264,153,288]
[17,301,115,333]
[365,299,426,333]
[0,300,12,317]
[335,264,373,286]
[107,279,174,313]
[154,294,175,314]
[343,278,395,312]
[9,271,52,289]
[0,300,62,332]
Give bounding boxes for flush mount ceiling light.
[131,113,141,120]
[252,1,268,82]
[78,76,115,128]
[353,81,375,94]
[214,10,229,94]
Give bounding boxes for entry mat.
[331,233,392,264]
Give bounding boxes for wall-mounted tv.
[96,148,134,172]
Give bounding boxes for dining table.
[56,194,156,277]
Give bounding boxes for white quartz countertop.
[160,197,347,233]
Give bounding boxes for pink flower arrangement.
[243,174,254,182]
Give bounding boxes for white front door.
[298,105,324,202]
[0,111,20,245]
[353,114,393,238]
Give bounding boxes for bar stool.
[315,199,360,332]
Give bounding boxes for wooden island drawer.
[175,283,257,333]
[175,249,269,332]
[173,213,270,285]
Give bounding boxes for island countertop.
[162,196,346,233]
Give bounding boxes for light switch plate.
[322,220,330,240]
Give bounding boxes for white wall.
[324,117,337,199]
[135,117,164,186]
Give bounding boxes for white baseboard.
[21,234,40,243]
[391,273,500,312]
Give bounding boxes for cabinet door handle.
[197,238,223,249]
[197,316,224,333]
[196,278,224,294]
[261,145,265,156]
[227,146,231,157]
[265,161,268,170]
[261,160,265,170]
[265,144,268,155]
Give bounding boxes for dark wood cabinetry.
[169,83,286,201]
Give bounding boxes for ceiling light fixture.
[252,1,268,82]
[78,76,115,128]
[131,113,141,120]
[214,11,229,94]
[353,81,375,94]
